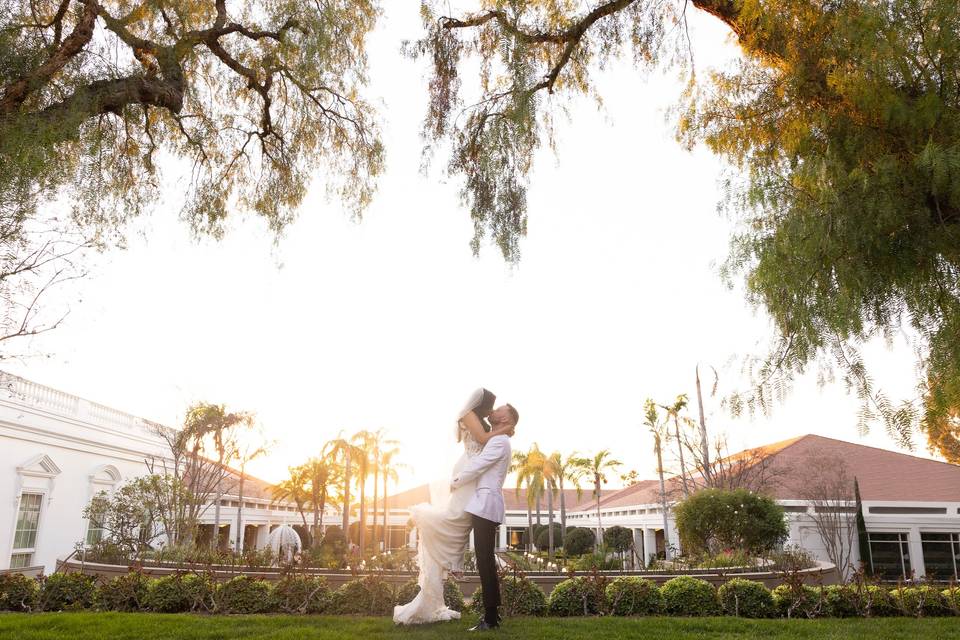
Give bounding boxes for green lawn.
[1,613,959,640]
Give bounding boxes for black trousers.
[471,514,500,624]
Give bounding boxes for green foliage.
[862,585,898,618]
[536,524,563,551]
[270,575,332,614]
[696,550,755,569]
[891,586,950,617]
[471,575,547,617]
[214,576,272,614]
[95,571,150,612]
[395,579,464,612]
[660,576,720,617]
[718,579,774,618]
[771,584,822,619]
[330,576,395,615]
[571,550,622,571]
[39,573,96,611]
[143,574,214,613]
[942,586,960,615]
[547,577,605,617]
[564,528,596,556]
[605,577,661,616]
[603,526,633,554]
[674,489,788,556]
[0,573,39,612]
[822,585,861,618]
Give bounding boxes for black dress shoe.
[468,620,499,631]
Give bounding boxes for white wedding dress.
[393,408,485,624]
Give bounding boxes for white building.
[0,374,308,573]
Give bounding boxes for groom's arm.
[451,436,509,488]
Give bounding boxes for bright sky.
[9,3,931,491]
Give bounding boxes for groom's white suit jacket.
[450,434,512,524]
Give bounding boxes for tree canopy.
[412,0,960,461]
[0,0,383,243]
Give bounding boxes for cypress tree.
[854,477,871,575]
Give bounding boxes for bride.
[393,388,513,625]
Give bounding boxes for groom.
[451,403,519,631]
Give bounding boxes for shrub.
[771,584,822,618]
[822,584,860,618]
[395,579,464,612]
[674,488,788,556]
[95,571,150,612]
[660,576,720,616]
[547,577,605,616]
[605,577,660,616]
[862,585,898,617]
[565,528,596,556]
[214,575,272,614]
[571,551,622,571]
[696,550,755,569]
[471,575,547,617]
[891,585,949,617]
[144,573,214,613]
[942,586,960,615]
[0,573,39,612]
[535,524,563,551]
[39,572,96,611]
[717,578,774,618]
[603,527,633,554]
[331,576,395,615]
[270,575,332,614]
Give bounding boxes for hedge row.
[2,572,959,618]
[0,572,464,615]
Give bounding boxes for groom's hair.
[505,404,519,427]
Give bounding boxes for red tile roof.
[380,485,604,511]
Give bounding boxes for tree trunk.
[527,505,533,552]
[595,477,602,553]
[655,435,672,561]
[358,472,366,554]
[372,465,379,554]
[213,485,223,550]
[342,450,351,543]
[318,487,327,549]
[559,477,567,542]
[547,483,555,559]
[234,467,245,553]
[536,493,542,526]
[674,418,691,498]
[382,470,389,551]
[695,365,712,485]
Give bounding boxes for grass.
[2,613,960,640]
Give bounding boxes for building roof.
[573,434,960,510]
[380,485,605,512]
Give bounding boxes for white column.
[632,528,644,568]
[909,526,925,578]
[408,527,418,550]
[498,525,508,550]
[468,530,475,550]
[643,528,657,564]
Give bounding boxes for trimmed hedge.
[564,528,596,556]
[471,575,547,617]
[605,577,660,616]
[547,577,605,616]
[772,584,822,619]
[891,585,950,617]
[0,573,39,612]
[661,576,720,617]
[395,579,465,612]
[717,578,774,618]
[95,571,150,612]
[39,573,96,611]
[215,575,272,614]
[330,576,395,615]
[143,574,214,613]
[270,575,332,614]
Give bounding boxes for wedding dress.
[392,397,487,625]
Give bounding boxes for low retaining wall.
[56,559,839,596]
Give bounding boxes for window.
[868,532,911,580]
[868,506,946,515]
[920,533,960,581]
[11,492,43,567]
[85,514,105,546]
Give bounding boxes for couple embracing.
[393,388,519,631]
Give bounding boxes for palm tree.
[586,449,622,552]
[325,434,358,544]
[379,446,404,551]
[301,454,339,549]
[552,452,588,543]
[363,430,398,554]
[659,394,691,498]
[510,449,538,552]
[272,466,312,531]
[350,430,384,554]
[644,399,672,561]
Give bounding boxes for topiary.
[0,573,39,612]
[471,575,548,617]
[674,488,788,556]
[565,528,596,556]
[270,575,332,614]
[660,576,720,617]
[535,524,563,551]
[331,576,395,615]
[144,573,214,613]
[39,572,96,611]
[605,577,661,616]
[603,526,633,555]
[396,579,464,612]
[547,577,605,616]
[215,575,272,614]
[822,584,860,618]
[891,585,949,617]
[771,584,822,618]
[717,578,774,618]
[95,570,150,612]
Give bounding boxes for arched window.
[11,455,61,569]
[85,465,122,546]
